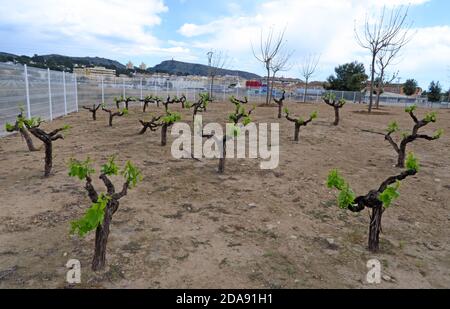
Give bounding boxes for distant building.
[126,61,134,70]
[139,62,147,70]
[73,66,116,77]
[246,80,262,88]
[365,82,423,96]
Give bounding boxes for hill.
[0,52,261,79]
[149,60,260,79]
[0,52,127,75]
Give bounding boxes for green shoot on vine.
[327,169,356,209]
[433,128,444,139]
[101,156,119,176]
[68,158,95,180]
[387,121,399,134]
[379,181,400,209]
[405,104,417,113]
[121,161,142,188]
[162,112,181,125]
[70,193,110,237]
[405,152,420,172]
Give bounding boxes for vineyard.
[0,97,449,289]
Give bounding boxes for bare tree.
[269,50,294,103]
[355,5,412,113]
[374,45,401,108]
[252,27,287,105]
[300,54,320,103]
[207,50,228,99]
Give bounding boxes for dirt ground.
[0,99,449,289]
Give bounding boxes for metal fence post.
[140,78,143,106]
[24,64,31,119]
[63,71,67,115]
[74,73,78,112]
[122,78,126,98]
[101,76,105,104]
[47,68,53,121]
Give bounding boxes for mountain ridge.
[0,52,261,79]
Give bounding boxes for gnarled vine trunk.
[218,136,227,174]
[92,207,112,271]
[368,206,383,252]
[28,127,64,177]
[397,146,407,168]
[334,107,340,126]
[161,124,168,146]
[43,140,53,177]
[294,123,300,142]
[20,127,39,152]
[85,175,128,271]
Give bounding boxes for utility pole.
[207,51,213,97]
[396,76,402,94]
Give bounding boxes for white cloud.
[176,0,449,88]
[0,0,191,59]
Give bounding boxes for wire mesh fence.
[1,62,449,137]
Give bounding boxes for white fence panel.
[1,62,448,137]
[0,63,78,136]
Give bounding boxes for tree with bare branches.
[269,50,293,103]
[252,27,287,105]
[300,54,320,103]
[207,50,228,99]
[374,47,400,109]
[355,5,412,113]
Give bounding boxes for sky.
[0,0,449,90]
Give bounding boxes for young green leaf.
[5,123,16,132]
[379,181,400,209]
[387,121,399,134]
[70,194,110,237]
[433,128,444,139]
[405,152,420,172]
[101,156,119,176]
[327,169,346,191]
[162,112,181,125]
[121,161,142,188]
[242,116,252,126]
[405,104,417,113]
[68,158,95,180]
[424,112,437,123]
[337,184,356,209]
[310,111,318,120]
[323,93,336,101]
